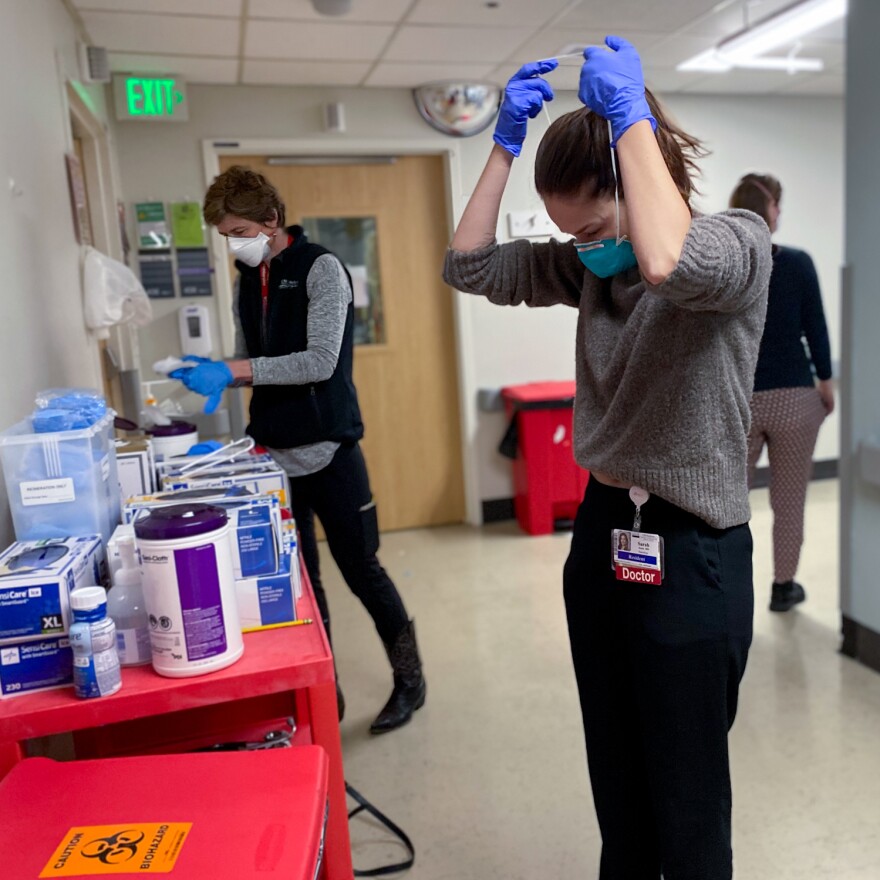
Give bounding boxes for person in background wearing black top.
[172,166,426,733]
[730,173,834,613]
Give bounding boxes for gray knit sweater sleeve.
[443,237,588,308]
[232,254,352,386]
[646,209,770,312]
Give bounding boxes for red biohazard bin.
[501,381,590,536]
[0,748,329,880]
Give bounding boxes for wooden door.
[220,155,465,531]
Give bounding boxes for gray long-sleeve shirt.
[443,209,771,528]
[233,253,352,477]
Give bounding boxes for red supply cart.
[0,748,329,879]
[501,381,590,536]
[0,559,354,880]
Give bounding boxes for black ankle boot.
[370,620,426,735]
[770,580,806,612]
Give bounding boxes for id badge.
[611,530,665,585]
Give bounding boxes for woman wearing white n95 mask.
[444,36,771,879]
[170,165,426,735]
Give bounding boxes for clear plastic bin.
[0,411,120,543]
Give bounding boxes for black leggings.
[288,442,409,647]
[563,479,753,880]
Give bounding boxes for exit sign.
[113,75,189,122]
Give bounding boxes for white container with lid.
[134,503,244,678]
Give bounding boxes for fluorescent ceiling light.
[679,47,824,73]
[718,0,846,63]
[677,0,846,74]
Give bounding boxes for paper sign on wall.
[135,203,170,250]
[170,202,206,248]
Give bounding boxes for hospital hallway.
[326,479,880,879]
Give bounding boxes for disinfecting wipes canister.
[134,504,244,677]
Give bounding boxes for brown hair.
[729,173,782,226]
[534,89,706,208]
[202,165,286,229]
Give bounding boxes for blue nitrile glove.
[579,35,657,146]
[168,358,233,415]
[186,440,224,455]
[166,354,212,381]
[493,59,558,157]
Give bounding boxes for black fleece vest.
[237,227,364,449]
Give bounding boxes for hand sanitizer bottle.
[107,536,152,666]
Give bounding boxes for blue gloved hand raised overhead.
[168,357,233,415]
[493,59,558,158]
[579,35,657,146]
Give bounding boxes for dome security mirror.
[412,82,502,138]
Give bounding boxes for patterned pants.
[747,387,827,583]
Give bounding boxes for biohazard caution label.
[40,823,191,876]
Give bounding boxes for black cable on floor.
[346,782,415,877]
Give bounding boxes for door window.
[301,216,385,346]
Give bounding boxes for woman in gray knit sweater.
[444,37,771,880]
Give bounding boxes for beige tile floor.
[326,479,880,879]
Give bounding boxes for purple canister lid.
[148,420,198,438]
[134,503,228,541]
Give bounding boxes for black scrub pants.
[288,441,409,647]
[563,479,753,880]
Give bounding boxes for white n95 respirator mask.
[227,232,270,267]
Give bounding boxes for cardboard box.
[0,635,73,697]
[235,553,298,633]
[0,536,107,643]
[116,437,156,501]
[124,491,283,579]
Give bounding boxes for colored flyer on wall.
[136,202,171,249]
[40,822,192,876]
[171,201,206,248]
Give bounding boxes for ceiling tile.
[75,0,241,14]
[680,68,802,95]
[556,0,722,34]
[242,59,372,85]
[764,39,845,69]
[109,52,239,84]
[641,66,716,94]
[811,19,846,41]
[80,11,240,55]
[408,0,574,27]
[639,34,717,69]
[774,72,845,96]
[249,0,412,23]
[507,28,671,68]
[384,25,535,63]
[364,62,496,88]
[244,19,394,60]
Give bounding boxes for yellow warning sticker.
[40,823,191,876]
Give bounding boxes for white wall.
[0,1,113,546]
[112,83,843,513]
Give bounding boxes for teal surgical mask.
[574,122,637,278]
